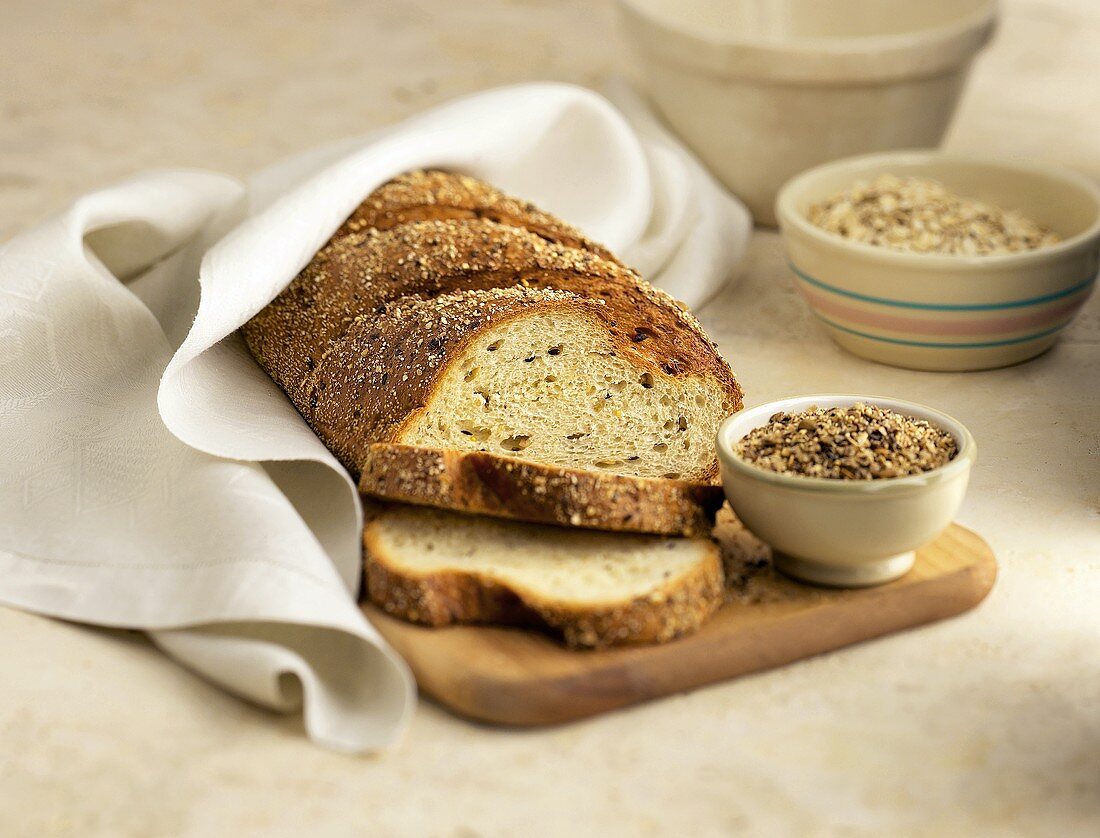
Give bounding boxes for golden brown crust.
[241,168,620,399]
[362,516,725,649]
[242,218,614,401]
[337,169,621,264]
[359,443,725,537]
[305,287,603,474]
[242,215,741,413]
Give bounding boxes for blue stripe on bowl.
[811,312,1066,349]
[790,262,1097,311]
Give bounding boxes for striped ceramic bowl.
[775,151,1100,371]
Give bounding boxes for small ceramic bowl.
[716,395,976,587]
[616,0,997,224]
[776,151,1100,371]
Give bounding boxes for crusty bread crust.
[243,216,741,416]
[359,443,725,537]
[305,286,611,474]
[362,515,725,648]
[242,167,620,401]
[336,169,621,265]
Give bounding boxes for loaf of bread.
[363,504,724,647]
[359,443,726,537]
[242,171,742,482]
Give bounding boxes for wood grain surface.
[365,523,996,726]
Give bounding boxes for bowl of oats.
[775,151,1100,370]
[716,395,976,587]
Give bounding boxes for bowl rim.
[617,0,997,56]
[716,394,977,495]
[775,150,1100,270]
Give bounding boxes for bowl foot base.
[775,551,915,588]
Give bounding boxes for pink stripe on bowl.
[797,283,1088,337]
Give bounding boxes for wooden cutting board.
[364,521,996,726]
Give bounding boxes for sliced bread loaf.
[359,443,725,537]
[242,217,740,432]
[242,171,742,482]
[363,505,724,648]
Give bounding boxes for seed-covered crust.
[242,214,740,414]
[242,168,619,399]
[336,169,621,264]
[359,443,726,537]
[305,287,603,473]
[362,514,725,648]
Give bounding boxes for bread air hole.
[547,345,563,356]
[486,339,504,352]
[639,373,654,389]
[463,367,480,382]
[500,435,531,452]
[459,424,491,442]
[652,443,668,453]
[662,472,681,480]
[566,432,588,440]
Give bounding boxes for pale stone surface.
[2,1,1098,835]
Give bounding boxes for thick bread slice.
[359,443,725,537]
[307,286,732,481]
[363,505,724,648]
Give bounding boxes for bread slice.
[363,505,724,648]
[359,443,725,537]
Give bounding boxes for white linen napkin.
[0,82,751,754]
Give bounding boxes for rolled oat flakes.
[807,174,1060,256]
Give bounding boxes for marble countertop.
[2,0,1097,835]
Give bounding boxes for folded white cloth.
[0,82,751,753]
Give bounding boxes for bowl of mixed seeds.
[716,395,976,587]
[775,150,1100,371]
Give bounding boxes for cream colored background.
[2,1,1098,835]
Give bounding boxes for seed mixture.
[735,403,958,480]
[807,174,1061,256]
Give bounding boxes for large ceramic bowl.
[617,0,997,225]
[717,395,976,587]
[775,151,1100,371]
